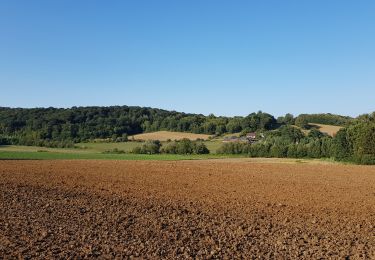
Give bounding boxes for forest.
[0,106,374,164]
[0,106,278,145]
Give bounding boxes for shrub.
[217,142,250,155]
[131,140,161,154]
[194,142,210,154]
[160,139,210,155]
[103,148,126,154]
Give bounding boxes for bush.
[160,139,209,155]
[131,140,161,154]
[355,154,375,165]
[217,142,251,155]
[160,142,178,154]
[194,142,210,154]
[0,136,11,145]
[103,148,126,154]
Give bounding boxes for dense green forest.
[0,106,374,164]
[0,106,277,146]
[295,113,353,127]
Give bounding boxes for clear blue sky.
[1,1,374,117]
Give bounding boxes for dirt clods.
[1,160,375,258]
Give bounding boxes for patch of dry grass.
[311,123,343,137]
[130,131,212,141]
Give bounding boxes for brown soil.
[1,160,375,259]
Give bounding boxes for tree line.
[0,106,374,164]
[217,114,375,165]
[131,139,210,155]
[0,106,277,147]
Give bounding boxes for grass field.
[293,123,342,137]
[0,139,225,160]
[311,123,343,136]
[76,140,223,153]
[75,142,142,153]
[0,150,245,160]
[130,131,212,141]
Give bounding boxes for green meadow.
[0,140,234,161]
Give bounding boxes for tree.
[295,116,309,129]
[132,140,161,154]
[279,126,305,143]
[308,129,325,139]
[331,129,351,160]
[277,113,295,125]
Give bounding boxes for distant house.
[223,132,264,144]
[246,132,264,144]
[246,133,257,140]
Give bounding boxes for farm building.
[246,133,257,140]
[223,132,264,144]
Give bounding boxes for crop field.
[292,123,343,137]
[130,131,212,141]
[1,159,374,258]
[311,123,343,136]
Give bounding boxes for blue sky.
[1,1,374,117]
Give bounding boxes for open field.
[1,160,374,258]
[0,151,244,160]
[0,139,225,158]
[311,123,343,136]
[130,131,212,141]
[293,123,343,137]
[75,142,142,153]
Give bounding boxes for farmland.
[130,131,212,141]
[292,123,342,137]
[1,159,374,258]
[310,123,343,137]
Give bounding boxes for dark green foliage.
[308,129,325,139]
[295,116,309,129]
[277,113,295,125]
[132,139,210,155]
[194,142,210,154]
[296,113,352,126]
[217,131,334,160]
[226,119,242,133]
[269,126,305,143]
[216,143,251,154]
[270,143,288,158]
[0,136,12,145]
[161,139,209,155]
[103,148,126,154]
[131,140,161,154]
[345,122,375,163]
[331,128,352,160]
[0,106,276,146]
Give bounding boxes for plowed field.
[1,160,375,259]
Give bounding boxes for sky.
[1,1,374,117]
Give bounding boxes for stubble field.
[1,159,375,259]
[130,131,212,141]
